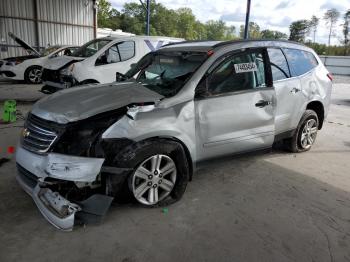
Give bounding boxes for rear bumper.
[16,165,81,231]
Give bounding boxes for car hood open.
[8,32,41,57]
[31,82,164,124]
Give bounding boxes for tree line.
[98,0,350,55]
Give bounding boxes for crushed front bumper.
[16,165,81,231]
[15,145,109,231]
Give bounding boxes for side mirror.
[130,63,137,69]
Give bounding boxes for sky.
[110,0,350,44]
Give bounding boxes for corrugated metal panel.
[0,0,95,59]
[37,0,94,26]
[38,23,93,47]
[0,0,34,18]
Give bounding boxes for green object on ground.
[2,100,16,122]
[162,208,169,214]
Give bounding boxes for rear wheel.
[25,66,42,84]
[285,110,319,152]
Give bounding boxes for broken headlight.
[52,108,127,157]
[60,63,75,76]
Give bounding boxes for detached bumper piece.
[34,185,80,231]
[16,165,113,231]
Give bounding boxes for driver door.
[194,48,276,160]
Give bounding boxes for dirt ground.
[0,76,349,262]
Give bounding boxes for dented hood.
[44,56,85,70]
[31,82,164,124]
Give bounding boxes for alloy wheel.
[300,119,317,149]
[131,154,177,205]
[28,68,42,83]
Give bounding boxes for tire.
[110,139,189,207]
[24,66,43,84]
[79,79,99,85]
[285,110,319,153]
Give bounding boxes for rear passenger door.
[267,48,303,134]
[194,48,276,160]
[282,48,319,129]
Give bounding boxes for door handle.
[290,87,301,93]
[255,100,272,108]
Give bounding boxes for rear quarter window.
[283,48,318,77]
[267,48,290,81]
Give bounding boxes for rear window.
[283,48,318,77]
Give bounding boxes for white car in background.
[41,36,184,93]
[0,33,78,84]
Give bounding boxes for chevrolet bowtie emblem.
[22,128,30,138]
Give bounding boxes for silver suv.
[16,40,332,230]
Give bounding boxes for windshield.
[41,46,61,56]
[71,39,111,58]
[127,51,208,97]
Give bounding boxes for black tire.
[79,79,99,85]
[285,109,319,153]
[110,139,189,207]
[24,65,43,84]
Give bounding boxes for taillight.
[327,73,333,81]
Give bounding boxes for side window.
[95,41,135,66]
[207,50,266,95]
[267,48,290,81]
[118,41,135,61]
[283,48,318,77]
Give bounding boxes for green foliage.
[343,9,350,46]
[97,0,237,40]
[98,0,349,55]
[289,20,310,42]
[323,8,341,45]
[305,42,348,56]
[239,22,262,39]
[261,29,288,40]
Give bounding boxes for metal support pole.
[243,0,251,39]
[146,0,150,35]
[33,0,40,51]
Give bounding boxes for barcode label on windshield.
[234,62,257,73]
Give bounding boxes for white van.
[41,36,183,92]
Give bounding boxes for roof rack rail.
[161,40,219,48]
[213,39,306,48]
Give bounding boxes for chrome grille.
[22,114,58,153]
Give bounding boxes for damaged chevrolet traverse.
[16,40,332,230]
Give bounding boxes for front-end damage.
[15,83,164,230]
[16,146,115,231]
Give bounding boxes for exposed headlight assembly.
[60,63,75,76]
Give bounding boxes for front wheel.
[285,110,319,153]
[25,66,43,84]
[111,139,189,207]
[130,154,177,205]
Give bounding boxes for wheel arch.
[306,100,325,129]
